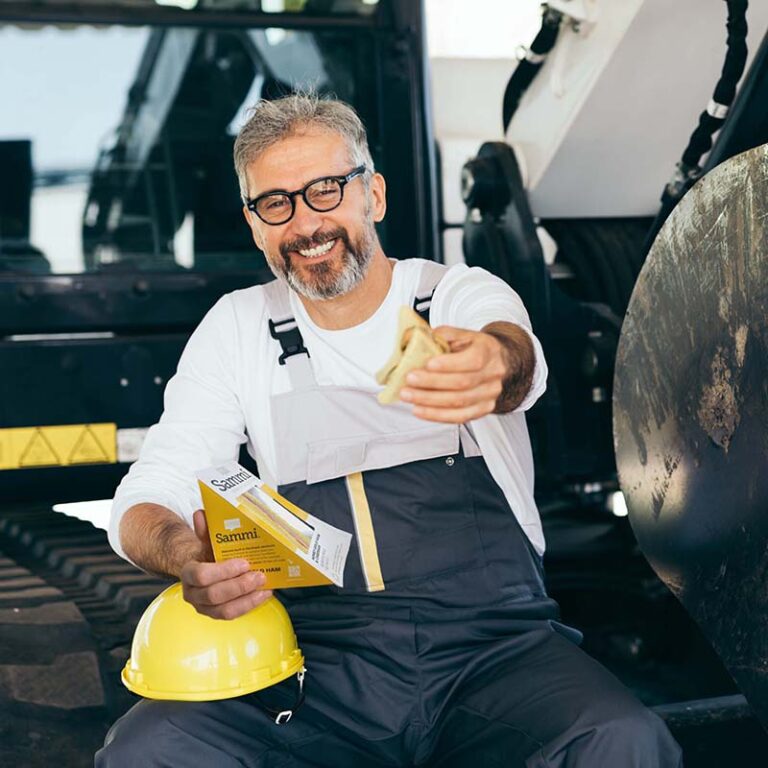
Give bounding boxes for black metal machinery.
[0,2,437,765]
[462,142,622,496]
[0,0,439,505]
[615,142,768,731]
[459,4,768,763]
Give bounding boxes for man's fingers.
[181,559,273,620]
[194,589,274,621]
[430,325,472,345]
[191,509,215,562]
[402,381,502,409]
[431,326,474,355]
[412,400,496,424]
[182,557,250,588]
[425,345,495,375]
[192,569,267,607]
[192,509,208,541]
[403,369,485,393]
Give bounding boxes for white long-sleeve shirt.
[110,258,548,560]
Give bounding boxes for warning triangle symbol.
[19,429,61,467]
[68,426,111,465]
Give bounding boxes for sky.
[0,26,148,171]
[425,0,542,59]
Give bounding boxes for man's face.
[242,129,386,301]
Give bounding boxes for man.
[97,95,681,766]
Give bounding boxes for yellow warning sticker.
[0,424,117,471]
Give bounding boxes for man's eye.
[310,183,337,199]
[265,197,288,210]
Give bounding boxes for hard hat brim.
[121,647,305,701]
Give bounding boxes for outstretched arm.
[398,320,535,423]
[482,320,536,413]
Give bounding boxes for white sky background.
[0,3,544,171]
[0,26,148,171]
[425,0,543,59]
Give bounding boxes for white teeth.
[298,240,335,258]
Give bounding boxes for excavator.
[0,0,766,764]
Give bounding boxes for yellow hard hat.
[122,583,305,719]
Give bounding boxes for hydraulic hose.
[644,0,749,254]
[502,6,563,133]
[680,0,749,170]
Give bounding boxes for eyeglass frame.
[245,165,368,225]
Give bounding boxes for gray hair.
[233,94,375,202]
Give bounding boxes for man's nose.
[289,195,324,236]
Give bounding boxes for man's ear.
[242,205,265,250]
[370,172,387,223]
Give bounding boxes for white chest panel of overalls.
[260,266,482,488]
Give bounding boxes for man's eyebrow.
[250,184,290,200]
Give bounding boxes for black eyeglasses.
[246,165,367,225]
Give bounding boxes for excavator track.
[0,506,168,767]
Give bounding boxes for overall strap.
[262,280,316,390]
[413,261,450,322]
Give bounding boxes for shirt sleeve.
[428,263,548,412]
[109,294,247,562]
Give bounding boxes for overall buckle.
[268,318,310,365]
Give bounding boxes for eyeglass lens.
[256,178,343,223]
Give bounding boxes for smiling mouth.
[296,239,336,259]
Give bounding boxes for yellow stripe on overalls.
[345,472,385,592]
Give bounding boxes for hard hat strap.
[258,667,306,726]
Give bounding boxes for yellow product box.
[196,462,351,589]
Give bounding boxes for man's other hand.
[180,509,273,620]
[398,323,533,423]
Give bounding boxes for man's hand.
[398,322,534,423]
[180,509,273,620]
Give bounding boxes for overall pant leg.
[95,689,404,768]
[425,628,682,768]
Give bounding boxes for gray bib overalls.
[98,263,682,767]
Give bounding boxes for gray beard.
[269,220,377,301]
